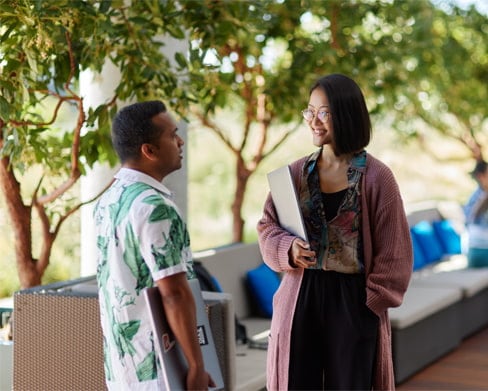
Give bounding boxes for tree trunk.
[231,156,252,243]
[462,132,483,161]
[0,151,41,288]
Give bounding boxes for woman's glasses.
[301,109,330,122]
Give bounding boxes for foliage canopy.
[0,0,486,292]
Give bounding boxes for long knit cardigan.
[257,153,413,391]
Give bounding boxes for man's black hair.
[471,160,488,178]
[111,100,167,163]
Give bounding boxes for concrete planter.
[0,341,13,391]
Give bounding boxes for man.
[464,159,488,267]
[94,101,215,390]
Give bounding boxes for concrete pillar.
[79,61,120,277]
[79,38,189,277]
[157,33,189,218]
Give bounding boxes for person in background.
[464,159,488,267]
[257,74,413,390]
[93,101,215,390]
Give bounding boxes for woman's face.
[306,87,334,147]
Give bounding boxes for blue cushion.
[410,232,427,271]
[410,220,444,264]
[246,263,280,318]
[432,220,461,254]
[467,247,488,267]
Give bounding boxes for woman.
[257,74,413,390]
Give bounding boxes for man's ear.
[141,143,156,160]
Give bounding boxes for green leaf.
[123,223,152,294]
[174,52,187,68]
[0,96,11,120]
[136,351,157,381]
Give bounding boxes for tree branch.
[9,94,73,127]
[330,4,344,53]
[63,30,77,96]
[32,196,54,274]
[192,110,238,153]
[36,31,85,206]
[261,122,302,161]
[249,93,271,170]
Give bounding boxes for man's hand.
[157,273,214,390]
[186,365,216,390]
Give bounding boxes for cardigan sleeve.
[362,157,413,316]
[256,158,308,273]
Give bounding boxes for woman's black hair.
[111,100,167,163]
[310,74,371,155]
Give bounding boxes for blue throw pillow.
[410,220,444,264]
[432,220,461,254]
[410,232,427,271]
[246,263,280,318]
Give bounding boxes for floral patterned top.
[299,148,366,273]
[94,167,194,391]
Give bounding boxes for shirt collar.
[114,167,173,198]
[303,148,367,176]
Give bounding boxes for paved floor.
[235,318,270,391]
[235,344,267,391]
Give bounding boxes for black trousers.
[288,270,379,391]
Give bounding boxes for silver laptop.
[143,278,224,390]
[267,164,308,241]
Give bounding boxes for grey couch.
[390,203,488,384]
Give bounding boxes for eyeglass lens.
[302,109,328,122]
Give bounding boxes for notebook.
[143,278,224,390]
[267,164,308,241]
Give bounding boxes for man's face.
[150,112,184,179]
[477,169,488,192]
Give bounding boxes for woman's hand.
[289,238,317,268]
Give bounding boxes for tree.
[182,0,487,243]
[388,3,488,160]
[1,0,486,289]
[0,0,194,288]
[181,0,320,242]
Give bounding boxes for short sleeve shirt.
[93,168,194,391]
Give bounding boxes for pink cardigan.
[257,153,413,391]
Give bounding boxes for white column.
[158,34,189,219]
[79,37,189,277]
[79,61,121,277]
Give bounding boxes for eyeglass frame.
[301,108,331,122]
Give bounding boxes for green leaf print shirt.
[93,168,195,391]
